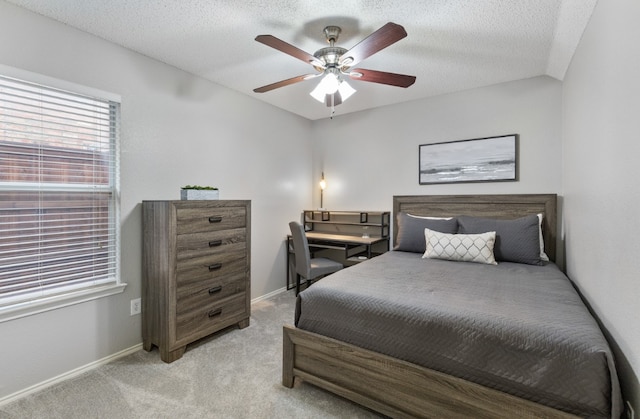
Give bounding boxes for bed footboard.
[282,324,578,419]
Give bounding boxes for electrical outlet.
[627,401,635,419]
[130,298,141,316]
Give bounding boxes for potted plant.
[180,185,219,200]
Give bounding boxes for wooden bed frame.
[283,194,580,419]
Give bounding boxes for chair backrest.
[289,221,311,278]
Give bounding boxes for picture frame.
[419,134,518,185]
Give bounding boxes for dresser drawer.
[176,267,246,309]
[176,228,246,261]
[176,259,248,296]
[176,206,246,235]
[176,255,247,287]
[175,293,248,341]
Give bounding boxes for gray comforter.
[295,251,622,418]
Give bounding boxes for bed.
[282,194,622,418]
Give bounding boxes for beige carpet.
[0,290,384,418]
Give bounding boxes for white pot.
[180,189,219,200]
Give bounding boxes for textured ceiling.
[6,0,597,120]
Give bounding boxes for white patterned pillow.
[422,228,497,265]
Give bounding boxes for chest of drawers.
[142,200,251,363]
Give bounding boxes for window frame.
[0,65,125,323]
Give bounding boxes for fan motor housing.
[313,46,348,71]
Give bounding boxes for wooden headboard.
[393,194,557,262]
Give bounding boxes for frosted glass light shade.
[338,80,356,101]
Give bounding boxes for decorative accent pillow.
[422,228,497,265]
[394,212,458,253]
[457,214,542,265]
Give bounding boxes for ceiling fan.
[253,22,416,107]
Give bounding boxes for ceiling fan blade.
[255,35,325,68]
[348,68,416,88]
[253,74,320,93]
[339,22,408,68]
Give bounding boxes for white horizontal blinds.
[0,74,119,305]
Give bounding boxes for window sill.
[0,283,127,323]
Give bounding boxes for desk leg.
[286,237,298,290]
[286,238,290,289]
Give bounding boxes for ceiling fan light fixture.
[310,69,356,104]
[310,72,340,102]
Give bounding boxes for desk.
[285,232,389,290]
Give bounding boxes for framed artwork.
[419,134,518,185]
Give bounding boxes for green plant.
[181,185,218,190]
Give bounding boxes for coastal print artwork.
[419,134,517,184]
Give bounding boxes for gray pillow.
[394,212,458,253]
[457,214,542,265]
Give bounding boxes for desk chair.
[289,221,343,295]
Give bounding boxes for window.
[0,69,124,321]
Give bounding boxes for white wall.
[0,1,311,400]
[311,76,563,211]
[562,0,640,409]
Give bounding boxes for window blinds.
[0,74,120,307]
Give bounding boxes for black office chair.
[289,221,343,295]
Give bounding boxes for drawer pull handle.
[208,216,222,223]
[208,263,222,271]
[208,286,222,295]
[208,240,222,247]
[208,308,222,318]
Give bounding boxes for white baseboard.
[0,343,143,407]
[251,286,288,304]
